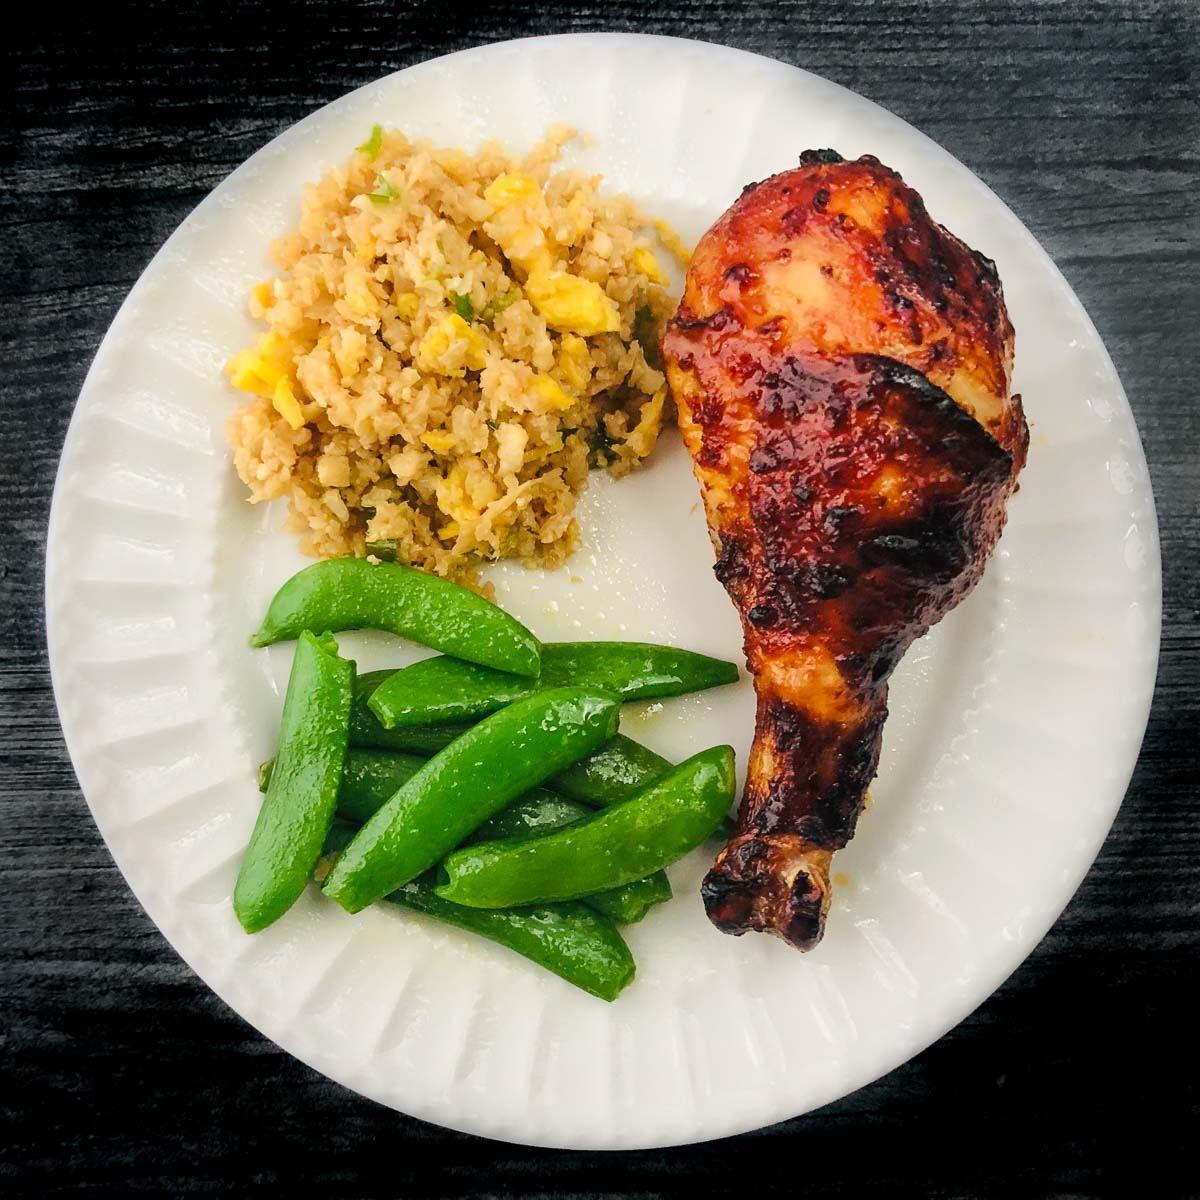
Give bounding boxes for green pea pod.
[436,746,736,909]
[548,732,673,804]
[338,747,428,824]
[351,673,671,804]
[469,792,672,925]
[262,746,563,828]
[316,823,634,1002]
[234,631,354,933]
[323,688,622,913]
[342,690,736,841]
[582,872,673,925]
[251,558,542,678]
[263,749,672,923]
[259,745,424,813]
[369,641,739,729]
[549,733,736,843]
[349,670,732,840]
[349,670,475,754]
[469,791,595,840]
[388,877,635,1002]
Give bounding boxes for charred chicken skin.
[662,151,1029,951]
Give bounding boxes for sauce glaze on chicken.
[663,151,1028,950]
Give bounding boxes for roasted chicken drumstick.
[663,151,1029,951]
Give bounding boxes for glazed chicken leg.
[663,151,1028,950]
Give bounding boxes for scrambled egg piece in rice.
[224,124,686,582]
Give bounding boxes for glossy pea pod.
[234,631,354,933]
[259,748,672,923]
[549,732,673,805]
[347,675,735,839]
[367,641,740,729]
[548,734,735,842]
[436,746,736,909]
[318,823,634,1002]
[323,687,622,913]
[469,792,671,924]
[349,670,671,794]
[259,745,427,823]
[349,670,475,755]
[251,558,542,677]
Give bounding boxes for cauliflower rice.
[224,124,684,583]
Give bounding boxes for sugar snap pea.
[436,746,736,909]
[323,687,622,913]
[469,791,590,840]
[350,672,696,806]
[368,641,739,729]
[580,869,672,925]
[263,747,672,923]
[547,733,736,843]
[262,745,560,828]
[349,670,476,754]
[469,792,672,924]
[349,669,733,839]
[548,732,673,804]
[388,877,636,1001]
[251,558,542,677]
[335,746,423,823]
[318,823,634,1001]
[234,631,354,933]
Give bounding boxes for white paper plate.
[46,34,1160,1148]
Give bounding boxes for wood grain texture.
[2,1,1196,1194]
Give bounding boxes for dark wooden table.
[4,2,1196,1194]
